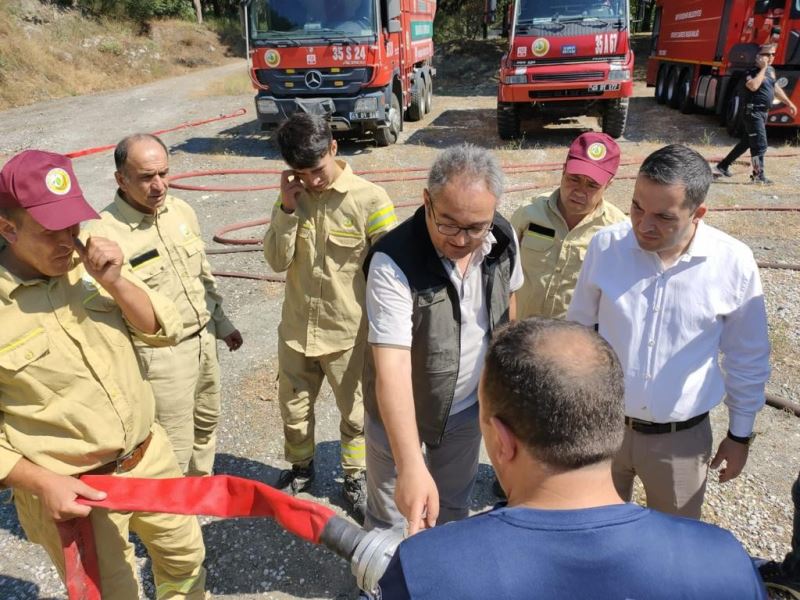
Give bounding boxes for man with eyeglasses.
[361,144,523,534]
[715,43,797,184]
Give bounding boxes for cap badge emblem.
[45,168,72,195]
[587,143,607,161]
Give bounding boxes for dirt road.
[1,48,799,599]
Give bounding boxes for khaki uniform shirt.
[510,188,627,319]
[264,161,397,357]
[0,259,181,480]
[84,194,235,342]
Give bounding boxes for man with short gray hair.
[362,144,523,533]
[377,318,766,599]
[568,144,770,519]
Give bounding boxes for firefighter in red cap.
[0,150,207,599]
[510,132,626,321]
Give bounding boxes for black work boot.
[713,163,732,178]
[275,461,315,494]
[342,471,367,524]
[750,155,773,185]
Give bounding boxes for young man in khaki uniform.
[510,132,626,320]
[264,112,397,521]
[0,150,207,599]
[84,134,242,476]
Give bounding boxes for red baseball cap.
[564,132,620,186]
[0,150,99,230]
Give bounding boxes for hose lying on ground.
[59,474,402,600]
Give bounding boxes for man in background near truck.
[715,43,797,184]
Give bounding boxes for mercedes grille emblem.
[305,70,323,89]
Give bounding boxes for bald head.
[480,318,625,470]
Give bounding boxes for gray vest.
[362,206,516,446]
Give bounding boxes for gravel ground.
[0,44,799,599]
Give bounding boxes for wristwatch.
[727,430,756,446]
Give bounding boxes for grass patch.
[0,1,241,111]
[198,71,253,97]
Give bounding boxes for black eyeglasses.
[428,201,493,240]
[758,53,776,57]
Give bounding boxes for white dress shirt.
[567,220,769,437]
[367,231,523,417]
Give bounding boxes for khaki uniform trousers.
[142,323,221,476]
[13,425,207,599]
[611,416,713,519]
[278,337,366,475]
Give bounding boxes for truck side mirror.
[388,19,402,33]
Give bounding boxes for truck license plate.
[589,83,621,92]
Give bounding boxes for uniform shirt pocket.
[327,232,365,272]
[83,294,130,348]
[0,328,49,372]
[178,238,204,277]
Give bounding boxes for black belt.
[624,412,708,435]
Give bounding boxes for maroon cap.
[0,150,99,230]
[564,132,620,186]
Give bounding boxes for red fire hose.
[58,474,368,600]
[64,108,248,159]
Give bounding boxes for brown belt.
[84,432,153,476]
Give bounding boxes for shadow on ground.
[0,489,25,540]
[0,576,51,600]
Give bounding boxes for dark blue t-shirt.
[745,66,777,108]
[377,503,766,600]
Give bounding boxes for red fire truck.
[496,0,635,140]
[241,0,436,146]
[646,0,800,134]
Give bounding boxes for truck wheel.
[726,91,744,137]
[655,64,668,105]
[666,68,681,108]
[424,74,433,114]
[376,93,401,146]
[407,73,425,122]
[497,103,521,140]
[676,69,694,114]
[600,98,629,139]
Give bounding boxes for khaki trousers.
[142,323,221,476]
[612,416,713,519]
[277,338,366,475]
[13,425,207,599]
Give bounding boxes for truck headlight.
[354,98,378,113]
[608,65,630,81]
[504,74,527,84]
[257,99,280,114]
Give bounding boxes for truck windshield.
[248,0,377,40]
[517,0,625,22]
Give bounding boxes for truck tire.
[376,93,401,146]
[666,67,682,108]
[497,103,521,140]
[601,98,629,139]
[424,74,433,114]
[407,73,425,122]
[726,91,744,137]
[676,68,694,114]
[655,64,668,105]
